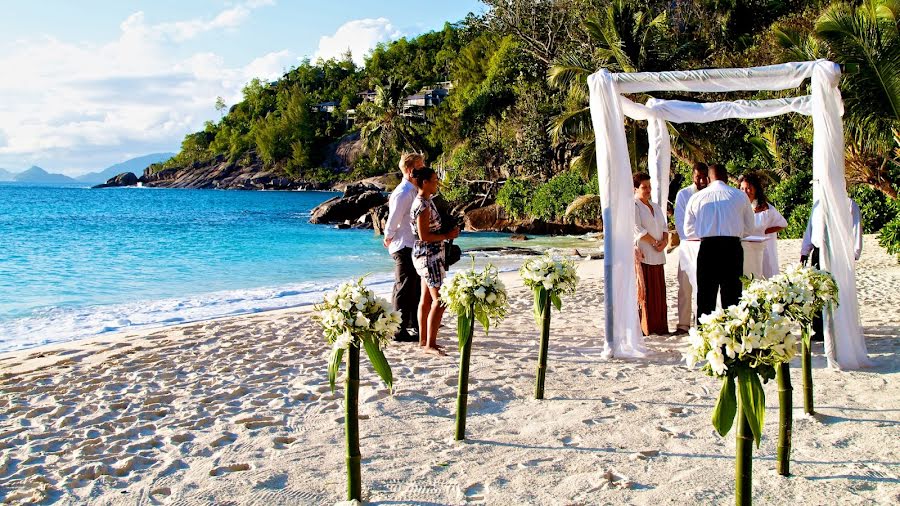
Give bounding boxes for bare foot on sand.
[423,345,446,356]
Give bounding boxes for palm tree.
[775,0,900,197]
[356,77,425,167]
[548,0,681,179]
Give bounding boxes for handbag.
[444,241,462,267]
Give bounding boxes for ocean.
[0,183,592,352]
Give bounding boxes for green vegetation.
[164,0,900,255]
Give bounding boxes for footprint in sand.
[272,436,296,449]
[464,482,486,502]
[209,463,251,476]
[210,432,237,448]
[561,435,581,447]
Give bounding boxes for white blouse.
[634,198,667,265]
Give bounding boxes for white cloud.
[314,18,403,66]
[0,1,292,175]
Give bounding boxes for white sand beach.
[1,237,897,505]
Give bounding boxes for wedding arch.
[587,59,870,370]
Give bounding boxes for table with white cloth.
[678,238,766,316]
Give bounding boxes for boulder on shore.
[309,190,387,225]
[93,172,138,188]
[463,203,602,234]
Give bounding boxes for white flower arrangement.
[767,263,839,330]
[439,263,509,342]
[685,278,801,379]
[519,253,579,315]
[314,278,401,390]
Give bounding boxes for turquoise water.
[0,184,543,351]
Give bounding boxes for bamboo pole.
[776,362,793,476]
[735,398,753,506]
[345,345,361,501]
[534,291,552,400]
[801,327,814,415]
[455,312,475,441]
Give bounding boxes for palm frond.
[548,53,593,91]
[549,106,592,144]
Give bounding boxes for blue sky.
[0,0,485,175]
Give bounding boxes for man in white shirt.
[800,199,863,263]
[383,153,425,342]
[684,164,756,322]
[799,198,863,341]
[672,162,708,334]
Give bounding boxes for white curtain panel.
[587,70,648,358]
[587,59,869,369]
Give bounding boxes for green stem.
[735,398,753,506]
[776,362,793,476]
[535,291,552,400]
[455,311,475,441]
[345,345,361,501]
[801,327,814,416]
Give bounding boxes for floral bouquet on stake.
[439,262,508,440]
[519,253,579,399]
[314,278,401,502]
[768,264,838,416]
[685,283,800,505]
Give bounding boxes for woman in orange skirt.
[633,173,669,335]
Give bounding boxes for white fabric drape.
[810,63,871,369]
[588,60,869,368]
[587,70,647,358]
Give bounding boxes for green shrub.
[849,185,896,233]
[528,171,589,221]
[878,208,900,263]
[768,169,812,239]
[496,177,535,219]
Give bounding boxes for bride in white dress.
[739,173,787,278]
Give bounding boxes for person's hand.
[654,240,666,252]
[383,237,391,248]
[446,226,460,240]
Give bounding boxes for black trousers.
[696,237,744,322]
[391,247,420,331]
[810,247,824,341]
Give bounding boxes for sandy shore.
[1,237,897,505]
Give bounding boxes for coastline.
[1,239,897,504]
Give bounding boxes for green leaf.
[533,287,546,326]
[328,347,344,393]
[362,338,393,393]
[475,306,490,335]
[712,375,737,437]
[457,312,472,352]
[550,292,562,311]
[737,368,766,448]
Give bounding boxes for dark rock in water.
[93,172,139,188]
[309,191,387,224]
[370,203,389,236]
[336,223,351,229]
[464,246,541,256]
[510,234,529,241]
[463,204,602,234]
[342,182,383,198]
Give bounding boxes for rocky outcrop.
[370,203,389,235]
[463,204,603,234]
[309,189,387,224]
[135,154,330,190]
[93,172,138,188]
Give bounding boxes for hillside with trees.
[157,0,900,257]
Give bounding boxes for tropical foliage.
[164,0,900,256]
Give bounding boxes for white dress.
[753,205,788,278]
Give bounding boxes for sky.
[0,0,485,175]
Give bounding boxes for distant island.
[9,166,79,184]
[0,154,175,185]
[75,153,175,184]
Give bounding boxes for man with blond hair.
[383,152,425,342]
